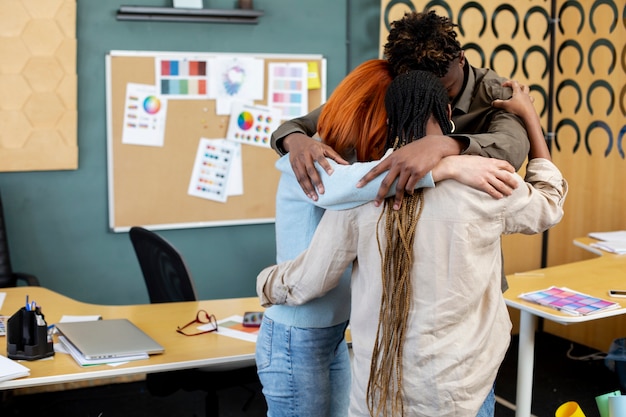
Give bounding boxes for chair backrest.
[129,226,198,303]
[0,191,17,287]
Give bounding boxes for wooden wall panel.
[0,0,77,172]
[542,0,626,351]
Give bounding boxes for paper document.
[588,230,626,241]
[0,354,30,382]
[197,315,258,343]
[588,230,626,254]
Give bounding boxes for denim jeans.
[255,316,351,417]
[476,386,496,417]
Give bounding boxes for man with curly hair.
[271,10,530,211]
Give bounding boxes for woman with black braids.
[257,70,567,417]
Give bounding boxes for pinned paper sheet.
[307,61,321,89]
[122,83,167,147]
[156,56,211,99]
[226,102,281,148]
[267,62,309,120]
[188,138,240,203]
[209,56,265,115]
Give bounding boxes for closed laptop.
[55,319,164,360]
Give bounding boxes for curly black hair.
[384,10,462,78]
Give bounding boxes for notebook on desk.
[55,319,164,360]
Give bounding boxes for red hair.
[318,59,392,161]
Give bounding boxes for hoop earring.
[449,120,456,133]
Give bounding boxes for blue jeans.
[255,316,351,417]
[476,386,495,417]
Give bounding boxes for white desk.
[504,239,626,417]
[0,287,263,390]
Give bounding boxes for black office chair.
[129,226,197,304]
[0,191,39,288]
[128,226,260,417]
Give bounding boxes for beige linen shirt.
[257,158,567,417]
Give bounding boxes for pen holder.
[7,307,54,361]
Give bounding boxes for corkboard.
[106,51,326,231]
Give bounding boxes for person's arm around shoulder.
[270,105,349,200]
[492,81,550,161]
[492,80,568,233]
[276,151,435,208]
[356,135,463,208]
[431,155,518,199]
[271,106,322,154]
[459,76,531,170]
[354,136,520,207]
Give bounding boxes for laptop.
[55,319,164,360]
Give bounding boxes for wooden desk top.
[504,239,626,324]
[0,287,263,390]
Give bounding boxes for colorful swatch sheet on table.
[519,286,621,316]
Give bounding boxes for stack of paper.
[0,354,30,382]
[588,230,626,254]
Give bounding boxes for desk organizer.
[7,307,54,360]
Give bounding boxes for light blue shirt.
[265,154,435,328]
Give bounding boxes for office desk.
[0,287,263,390]
[504,241,626,417]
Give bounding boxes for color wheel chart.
[121,83,167,147]
[143,95,161,114]
[157,57,210,98]
[188,138,237,203]
[226,102,281,148]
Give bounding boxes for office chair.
[128,226,197,304]
[0,191,40,288]
[128,226,260,416]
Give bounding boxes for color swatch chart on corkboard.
[157,57,210,98]
[267,62,308,119]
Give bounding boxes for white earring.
[450,120,456,133]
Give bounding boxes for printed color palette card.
[519,286,621,316]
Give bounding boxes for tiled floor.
[2,332,624,417]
